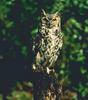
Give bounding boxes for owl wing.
[32,32,43,71]
[32,32,41,54]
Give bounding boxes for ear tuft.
[55,11,61,17]
[41,9,46,16]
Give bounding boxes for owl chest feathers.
[39,26,62,52]
[35,27,63,67]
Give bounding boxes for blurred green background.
[0,0,88,99]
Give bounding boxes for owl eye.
[42,17,48,21]
[53,18,57,21]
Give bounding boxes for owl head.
[41,10,61,28]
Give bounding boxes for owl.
[32,10,63,75]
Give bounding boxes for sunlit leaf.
[31,28,38,38]
[84,26,88,33]
[80,67,87,74]
[5,21,14,28]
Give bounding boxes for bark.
[33,72,62,100]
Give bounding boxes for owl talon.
[47,67,51,74]
[46,68,55,75]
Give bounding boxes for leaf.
[80,67,87,74]
[70,19,82,30]
[31,28,38,38]
[5,21,14,28]
[21,46,28,56]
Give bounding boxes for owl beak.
[49,22,51,26]
[48,22,52,28]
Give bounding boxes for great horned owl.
[32,10,63,75]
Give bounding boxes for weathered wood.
[33,72,62,100]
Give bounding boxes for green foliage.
[0,94,3,100]
[7,91,33,100]
[75,83,88,98]
[7,82,33,100]
[0,0,88,99]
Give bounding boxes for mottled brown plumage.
[32,10,63,75]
